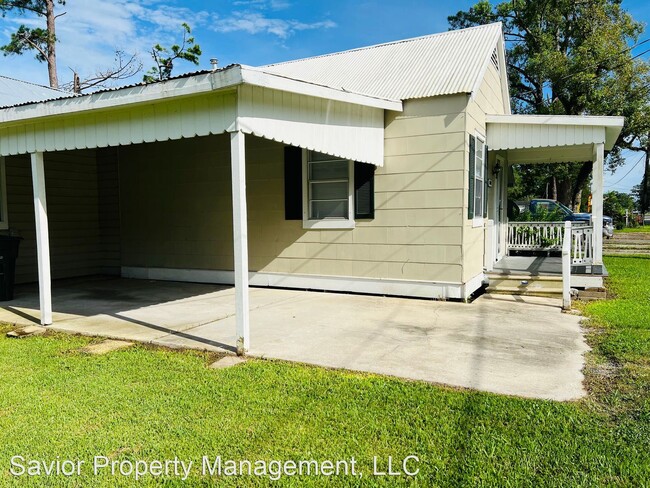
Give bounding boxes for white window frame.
[473,133,486,228]
[302,150,355,230]
[0,157,8,230]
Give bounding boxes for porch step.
[485,273,563,297]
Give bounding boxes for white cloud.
[232,0,292,10]
[0,0,211,89]
[213,12,336,39]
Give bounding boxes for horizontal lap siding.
[97,148,121,274]
[118,95,469,286]
[118,135,234,270]
[6,150,113,283]
[248,95,467,283]
[464,63,507,281]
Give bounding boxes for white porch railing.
[571,225,594,264]
[507,221,594,265]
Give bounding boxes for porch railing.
[507,221,593,265]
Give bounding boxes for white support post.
[30,152,52,325]
[562,221,572,311]
[592,143,604,266]
[230,130,250,355]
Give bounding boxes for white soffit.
[237,84,385,166]
[486,114,624,151]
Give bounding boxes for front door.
[493,156,506,261]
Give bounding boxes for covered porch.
[0,65,400,355]
[485,114,624,288]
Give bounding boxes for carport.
[0,65,400,355]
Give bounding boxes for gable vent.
[491,48,500,72]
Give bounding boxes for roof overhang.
[0,66,400,166]
[486,114,624,163]
[0,65,401,127]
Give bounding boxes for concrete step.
[485,286,562,297]
[486,274,563,297]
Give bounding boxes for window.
[0,157,8,230]
[467,133,487,226]
[283,146,375,228]
[474,136,485,222]
[303,150,354,229]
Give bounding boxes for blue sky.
[0,0,649,192]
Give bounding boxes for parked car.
[529,199,615,238]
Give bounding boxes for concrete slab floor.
[0,277,589,401]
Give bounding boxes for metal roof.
[262,23,504,101]
[0,75,70,108]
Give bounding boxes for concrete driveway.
[0,277,588,401]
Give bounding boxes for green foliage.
[515,205,567,222]
[604,190,636,228]
[0,1,65,63]
[143,23,202,83]
[449,0,650,206]
[0,24,50,61]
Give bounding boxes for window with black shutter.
[283,146,302,220]
[354,162,375,219]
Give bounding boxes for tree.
[449,0,650,208]
[604,190,636,227]
[0,0,140,92]
[143,23,201,83]
[0,0,64,88]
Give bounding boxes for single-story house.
[0,22,623,354]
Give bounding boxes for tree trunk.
[557,179,572,206]
[45,0,58,89]
[550,176,557,200]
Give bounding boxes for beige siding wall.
[97,148,122,274]
[118,136,234,270]
[119,96,469,284]
[6,150,119,283]
[463,62,507,281]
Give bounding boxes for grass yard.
[1,257,649,487]
[617,227,650,233]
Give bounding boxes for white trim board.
[121,267,484,301]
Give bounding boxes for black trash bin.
[0,235,21,301]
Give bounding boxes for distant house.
[0,23,623,352]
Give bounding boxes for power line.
[604,153,645,188]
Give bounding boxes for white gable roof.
[0,75,68,108]
[262,23,504,101]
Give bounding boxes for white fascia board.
[240,65,402,111]
[0,68,243,127]
[486,114,624,127]
[497,35,512,115]
[0,64,401,130]
[487,114,624,150]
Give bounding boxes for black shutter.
[484,145,489,218]
[354,161,375,219]
[468,135,475,220]
[284,146,302,220]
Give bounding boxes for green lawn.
[617,227,650,233]
[1,257,649,487]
